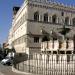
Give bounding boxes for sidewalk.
[12,66,37,75]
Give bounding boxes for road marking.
[0,72,4,75]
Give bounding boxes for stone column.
[57,17,59,23]
[39,15,42,21]
[50,16,52,23]
[69,18,71,25]
[49,16,51,22]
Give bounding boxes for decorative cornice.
[13,1,29,23]
[28,1,75,13]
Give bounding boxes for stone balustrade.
[41,40,74,51]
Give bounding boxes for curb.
[12,66,34,75]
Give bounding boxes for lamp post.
[58,16,70,40]
[59,25,70,39]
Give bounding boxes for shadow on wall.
[14,53,28,64]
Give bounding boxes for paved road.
[0,63,26,75]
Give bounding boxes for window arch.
[65,17,69,25]
[34,11,39,21]
[52,15,57,23]
[44,13,48,22]
[72,18,75,25]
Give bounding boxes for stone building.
[8,0,75,54]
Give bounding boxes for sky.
[0,0,24,44]
[0,0,75,44]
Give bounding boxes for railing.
[14,53,75,75]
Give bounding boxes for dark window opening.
[42,36,50,42]
[34,37,39,43]
[59,51,65,54]
[48,51,51,54]
[61,12,64,16]
[44,13,48,22]
[66,51,72,54]
[52,15,57,23]
[66,38,69,49]
[65,17,69,25]
[72,18,75,25]
[53,51,57,54]
[34,12,39,21]
[73,51,75,54]
[53,38,57,40]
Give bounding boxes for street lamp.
[58,16,71,40]
[59,25,70,39]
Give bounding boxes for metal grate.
[15,53,75,75]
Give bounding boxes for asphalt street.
[0,63,26,75]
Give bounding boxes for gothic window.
[44,13,48,22]
[34,11,39,21]
[52,15,57,23]
[65,17,69,25]
[72,18,75,25]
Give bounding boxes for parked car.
[1,52,15,65]
[1,57,13,65]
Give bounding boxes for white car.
[1,57,13,65]
[1,52,15,65]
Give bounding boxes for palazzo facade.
[8,0,75,54]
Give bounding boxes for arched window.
[34,11,39,21]
[72,18,75,25]
[65,17,69,25]
[44,13,48,22]
[52,15,57,23]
